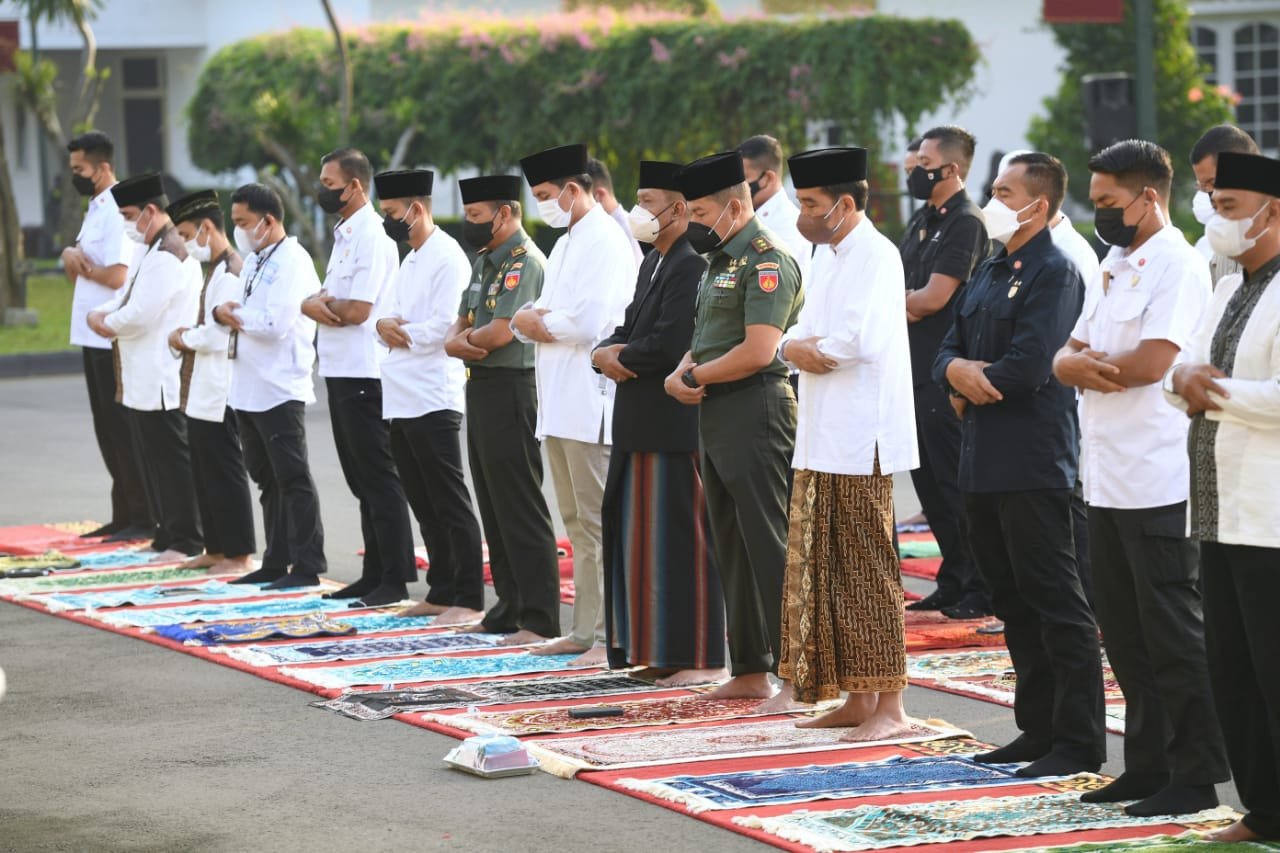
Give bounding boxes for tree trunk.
[320,0,353,146]
[0,104,23,322]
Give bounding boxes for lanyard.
[242,238,285,302]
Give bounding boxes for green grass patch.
[0,274,75,355]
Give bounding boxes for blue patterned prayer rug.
[619,755,1034,811]
[71,549,163,570]
[152,613,358,645]
[223,632,507,666]
[281,653,588,688]
[733,792,1236,851]
[37,580,301,612]
[0,565,205,596]
[333,612,437,634]
[95,596,348,628]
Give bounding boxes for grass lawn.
[0,274,75,356]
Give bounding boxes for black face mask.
[382,210,413,243]
[317,183,349,215]
[686,203,733,254]
[1093,192,1149,248]
[747,179,762,198]
[72,171,98,197]
[907,164,951,201]
[461,216,497,250]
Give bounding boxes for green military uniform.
[694,216,803,676]
[460,228,561,638]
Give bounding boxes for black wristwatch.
[681,367,700,389]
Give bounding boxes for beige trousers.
[544,436,610,647]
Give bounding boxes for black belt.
[703,372,786,398]
[467,366,534,380]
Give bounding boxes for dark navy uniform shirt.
[932,226,1084,494]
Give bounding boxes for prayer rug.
[0,565,202,596]
[151,613,358,645]
[0,551,80,572]
[733,792,1236,852]
[71,548,163,571]
[435,696,797,736]
[899,539,941,559]
[330,612,437,634]
[280,653,589,689]
[311,687,490,720]
[223,632,509,666]
[0,523,97,555]
[907,649,1014,679]
[900,557,942,581]
[1016,832,1280,851]
[529,718,972,778]
[615,754,1060,812]
[904,620,1007,652]
[36,579,305,612]
[93,596,349,628]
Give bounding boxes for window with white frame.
[1194,25,1219,84]
[1234,22,1280,152]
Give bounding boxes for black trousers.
[1072,481,1093,608]
[237,401,327,575]
[467,370,560,638]
[700,377,796,676]
[188,409,257,559]
[1089,503,1228,785]
[390,409,484,610]
[911,383,988,607]
[964,488,1106,764]
[326,378,415,586]
[1202,541,1280,839]
[127,407,203,555]
[83,347,151,528]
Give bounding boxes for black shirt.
[899,189,989,386]
[932,226,1084,494]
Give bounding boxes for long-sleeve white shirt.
[71,187,134,349]
[757,190,812,283]
[781,217,918,476]
[514,204,637,443]
[318,204,399,379]
[225,237,319,413]
[179,253,241,423]
[97,233,201,412]
[607,203,645,269]
[376,228,470,420]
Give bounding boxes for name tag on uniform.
[469,281,482,293]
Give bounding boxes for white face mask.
[124,210,152,245]
[628,202,670,243]
[1206,202,1272,259]
[536,185,572,229]
[981,197,1038,245]
[233,219,267,255]
[1192,190,1215,226]
[185,225,212,262]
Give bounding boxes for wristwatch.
[681,367,700,389]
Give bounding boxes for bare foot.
[157,549,191,564]
[797,693,876,729]
[529,636,592,656]
[655,667,729,688]
[211,555,252,574]
[704,673,775,700]
[398,601,451,618]
[182,553,219,569]
[569,645,608,667]
[755,681,811,714]
[1204,820,1264,843]
[841,713,921,743]
[499,629,554,647]
[432,606,485,627]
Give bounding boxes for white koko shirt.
[178,253,241,423]
[515,204,636,443]
[376,228,470,420]
[70,187,134,349]
[318,204,399,379]
[781,217,918,476]
[225,237,320,413]
[1071,225,1210,509]
[1051,214,1100,284]
[97,232,201,412]
[756,189,812,283]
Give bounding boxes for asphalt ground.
[0,375,1242,852]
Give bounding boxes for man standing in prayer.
[759,147,919,740]
[1054,139,1227,816]
[665,151,802,699]
[372,169,484,626]
[514,144,637,665]
[1166,150,1280,844]
[165,190,256,575]
[586,157,644,268]
[306,148,414,607]
[739,134,811,282]
[62,131,152,541]
[86,173,203,561]
[934,152,1104,778]
[1188,125,1259,286]
[214,183,328,589]
[901,125,992,619]
[594,160,726,687]
[446,175,561,644]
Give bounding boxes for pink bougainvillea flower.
[650,36,671,63]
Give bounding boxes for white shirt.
[1164,265,1280,547]
[318,204,399,378]
[179,254,241,423]
[70,187,134,349]
[377,228,470,420]
[1051,214,1100,284]
[515,204,636,443]
[607,203,645,269]
[97,234,202,411]
[756,190,812,282]
[781,217,918,476]
[1071,225,1210,509]
[226,237,320,413]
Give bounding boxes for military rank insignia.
[758,269,779,293]
[511,245,527,258]
[751,235,774,253]
[504,271,521,290]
